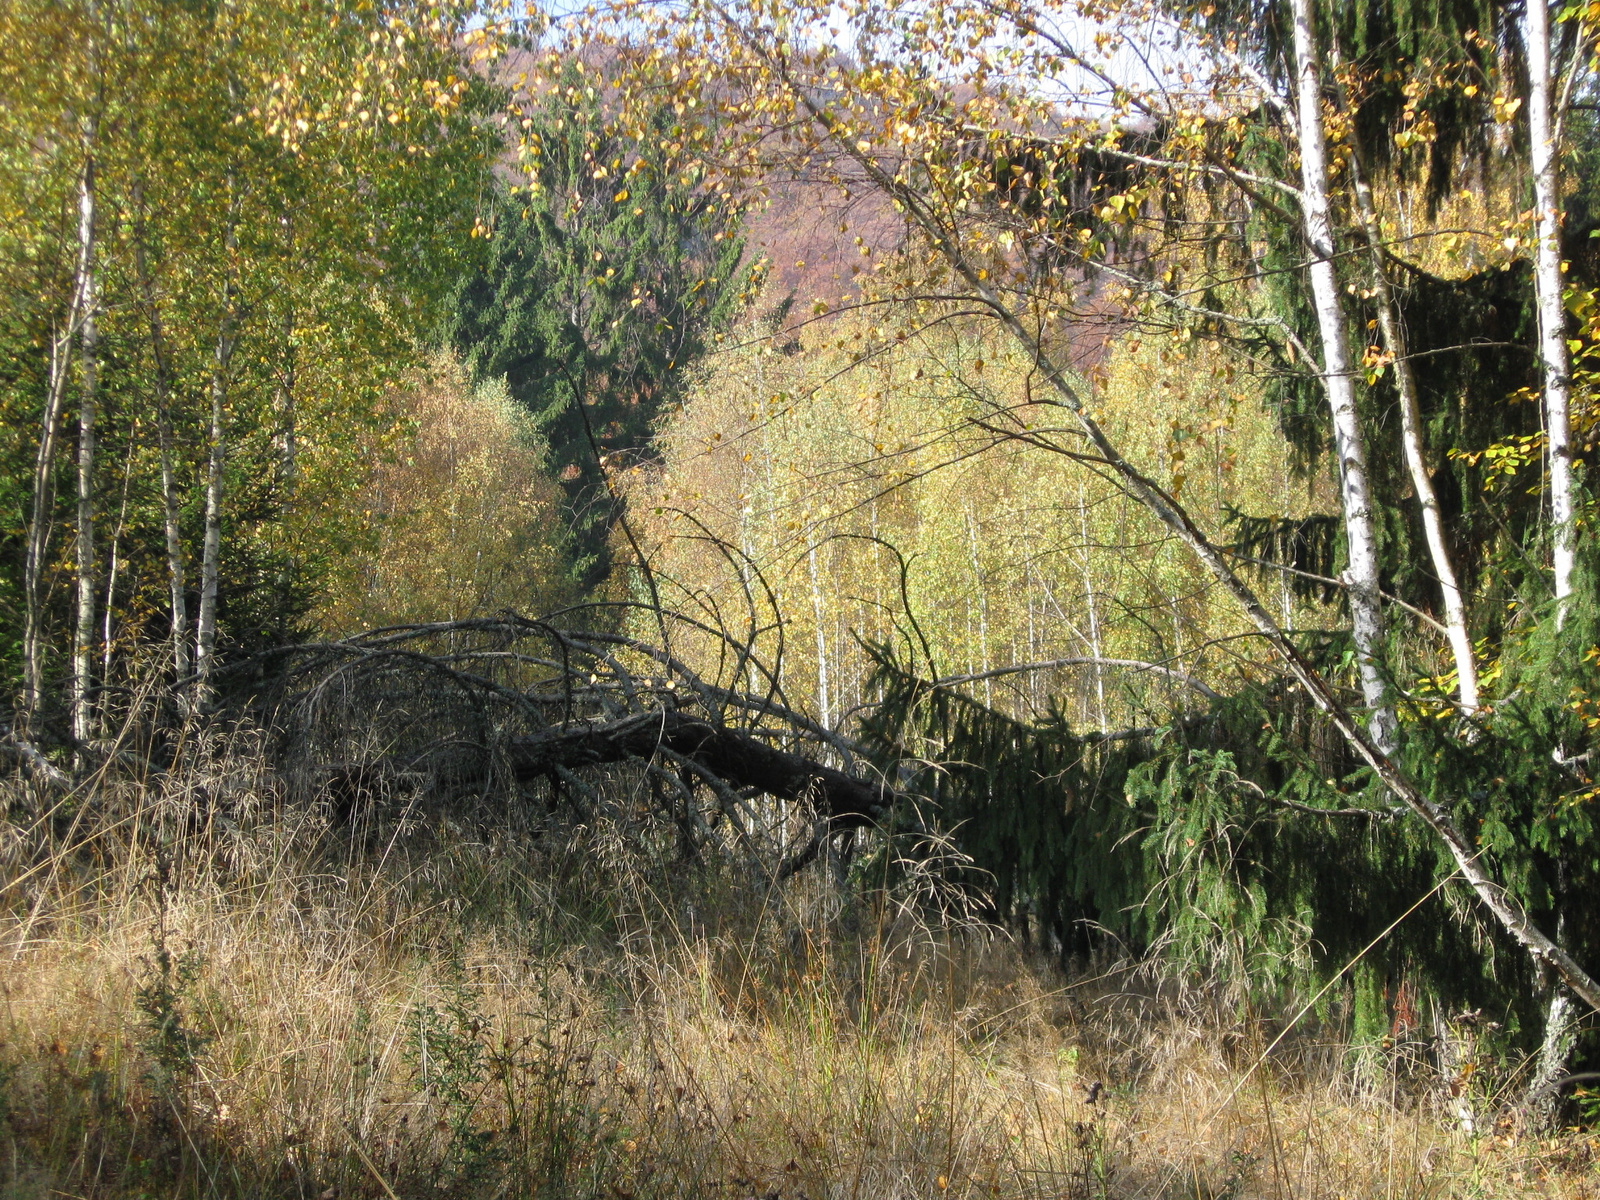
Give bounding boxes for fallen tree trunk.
[497,708,900,829]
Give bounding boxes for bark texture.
[1528,0,1576,613]
[756,33,1600,1012]
[497,709,897,829]
[133,187,190,684]
[1289,0,1397,750]
[1338,106,1479,711]
[72,144,99,744]
[196,188,238,693]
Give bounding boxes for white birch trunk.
[195,337,227,692]
[1527,0,1585,1077]
[808,535,831,728]
[71,145,99,745]
[277,217,298,511]
[966,507,993,707]
[23,314,77,719]
[1290,0,1397,752]
[807,44,1600,1010]
[102,437,137,682]
[277,311,297,507]
[1527,0,1577,614]
[1338,114,1480,710]
[196,193,238,694]
[1529,990,1577,1125]
[1078,482,1107,728]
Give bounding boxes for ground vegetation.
[4,0,1600,1193]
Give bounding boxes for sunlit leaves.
[0,0,498,672]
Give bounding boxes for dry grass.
[2,745,1596,1200]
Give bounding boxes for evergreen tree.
[449,62,756,592]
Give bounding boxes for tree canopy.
[449,58,756,591]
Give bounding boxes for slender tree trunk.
[957,259,1600,1009]
[1025,559,1039,711]
[1291,0,1397,751]
[158,351,190,685]
[133,188,191,684]
[1078,481,1107,728]
[195,330,230,691]
[277,217,298,511]
[23,318,78,721]
[102,434,137,683]
[196,187,238,695]
[1528,0,1585,1084]
[794,77,1600,1015]
[1432,1002,1479,1134]
[277,309,297,506]
[72,143,100,745]
[1336,97,1479,710]
[808,534,831,728]
[1528,0,1576,615]
[1530,989,1577,1121]
[966,507,992,707]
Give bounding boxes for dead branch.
[230,612,919,869]
[0,723,73,790]
[491,707,898,828]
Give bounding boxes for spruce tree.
[449,64,755,592]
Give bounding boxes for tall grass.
[1,735,1593,1199]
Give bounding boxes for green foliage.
[0,0,499,709]
[408,963,506,1188]
[859,638,1153,956]
[1221,192,1549,639]
[135,863,212,1092]
[315,353,576,632]
[860,609,1600,1051]
[449,60,756,592]
[648,310,1301,737]
[404,958,626,1197]
[1185,0,1511,208]
[135,941,211,1090]
[1226,507,1342,603]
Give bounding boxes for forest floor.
[2,759,1597,1200]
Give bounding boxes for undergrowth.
[0,738,1595,1200]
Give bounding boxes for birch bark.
[1337,107,1479,710]
[780,59,1600,1013]
[195,187,238,694]
[23,307,78,719]
[71,140,100,744]
[808,535,831,728]
[1527,0,1585,1079]
[1290,0,1397,751]
[1527,0,1576,613]
[132,187,190,683]
[102,437,137,684]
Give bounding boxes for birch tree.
[1527,0,1578,615]
[1333,74,1481,712]
[71,123,99,742]
[1,0,499,719]
[1287,0,1396,750]
[577,0,1600,1013]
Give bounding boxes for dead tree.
[237,610,923,880]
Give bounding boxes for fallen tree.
[498,708,896,828]
[231,611,919,877]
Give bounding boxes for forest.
[3,0,1600,1196]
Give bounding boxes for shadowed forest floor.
[2,756,1597,1200]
